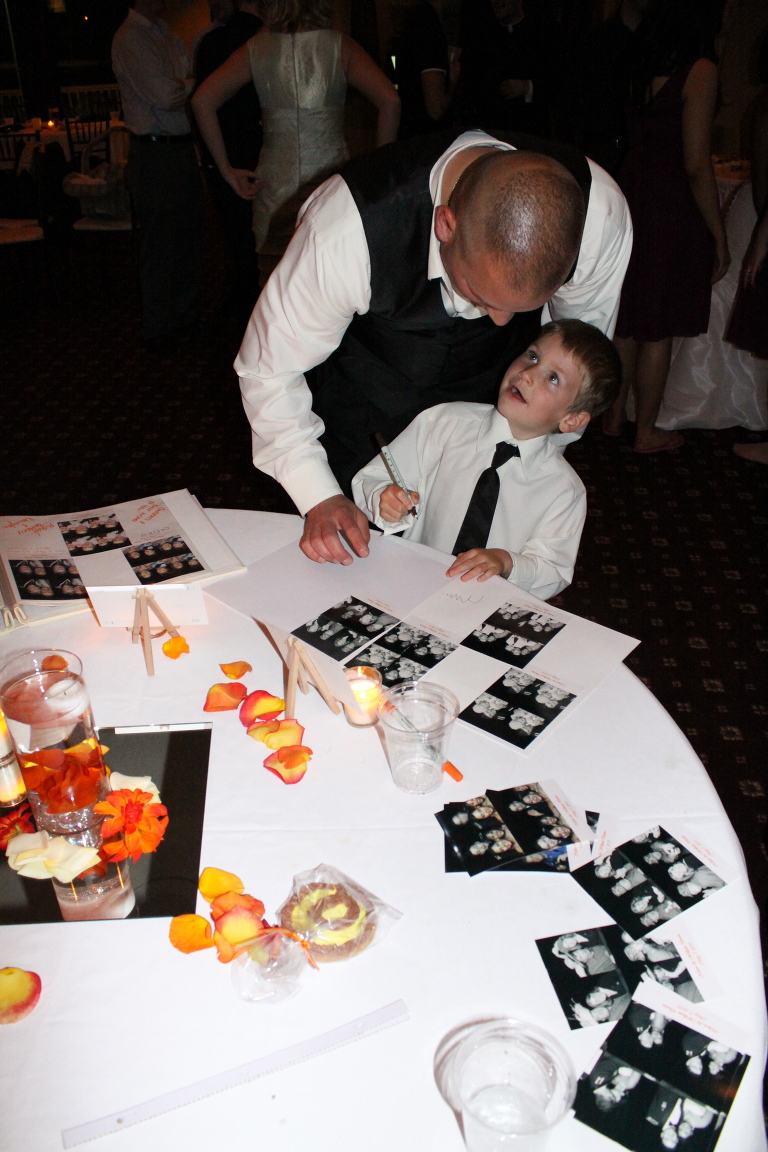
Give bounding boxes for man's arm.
[112,26,189,111]
[234,176,373,563]
[545,160,633,338]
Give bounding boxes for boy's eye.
[548,373,560,385]
[527,350,538,362]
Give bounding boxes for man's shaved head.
[449,151,586,298]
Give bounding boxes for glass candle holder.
[0,710,26,808]
[343,666,382,727]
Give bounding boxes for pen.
[374,433,417,518]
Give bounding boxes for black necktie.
[452,441,520,555]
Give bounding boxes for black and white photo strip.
[620,828,727,911]
[123,537,204,586]
[573,831,727,939]
[291,596,399,663]
[10,558,87,602]
[364,624,458,688]
[460,606,566,668]
[537,926,704,1031]
[574,1005,749,1152]
[58,514,128,556]
[437,783,580,876]
[459,668,575,749]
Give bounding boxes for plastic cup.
[377,681,458,794]
[435,1019,576,1151]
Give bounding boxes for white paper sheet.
[87,583,208,628]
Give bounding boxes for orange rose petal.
[169,914,215,954]
[220,661,252,680]
[203,682,248,712]
[198,866,244,903]
[262,719,305,751]
[41,655,68,671]
[246,719,281,744]
[162,635,190,659]
[264,745,312,784]
[213,930,236,964]
[210,891,266,921]
[239,690,285,727]
[215,906,267,948]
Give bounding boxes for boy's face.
[497,334,591,439]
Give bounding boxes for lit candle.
[0,712,26,808]
[343,666,382,728]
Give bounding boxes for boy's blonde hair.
[537,319,621,418]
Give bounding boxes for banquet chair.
[64,118,110,164]
[0,145,61,315]
[67,126,136,296]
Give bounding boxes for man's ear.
[558,410,590,435]
[434,203,457,244]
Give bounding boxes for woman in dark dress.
[604,0,729,452]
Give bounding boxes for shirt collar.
[427,130,514,317]
[479,407,552,478]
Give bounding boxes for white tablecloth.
[0,510,765,1152]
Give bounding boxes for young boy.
[352,319,620,601]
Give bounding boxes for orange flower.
[169,914,215,954]
[220,661,252,680]
[203,682,248,711]
[162,635,190,659]
[94,788,168,863]
[0,803,35,851]
[239,690,284,727]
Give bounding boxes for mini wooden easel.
[131,588,182,677]
[284,635,341,720]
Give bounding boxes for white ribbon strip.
[62,999,409,1148]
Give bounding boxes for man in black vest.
[235,128,632,565]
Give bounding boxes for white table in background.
[0,510,765,1152]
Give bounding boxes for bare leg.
[734,442,768,464]
[603,337,636,435]
[633,337,682,451]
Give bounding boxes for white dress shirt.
[236,129,632,517]
[352,402,587,601]
[111,8,194,136]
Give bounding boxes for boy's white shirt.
[351,402,587,602]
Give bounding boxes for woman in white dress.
[193,0,400,282]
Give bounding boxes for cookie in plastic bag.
[278,863,401,964]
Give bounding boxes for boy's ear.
[434,204,457,244]
[558,410,591,435]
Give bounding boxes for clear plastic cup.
[377,681,459,794]
[435,1019,576,1151]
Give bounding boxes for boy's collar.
[484,409,552,474]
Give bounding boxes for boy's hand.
[447,548,513,582]
[379,484,419,522]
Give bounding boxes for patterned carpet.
[1,214,766,940]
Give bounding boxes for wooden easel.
[284,635,341,720]
[131,588,182,677]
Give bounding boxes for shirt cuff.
[506,551,534,588]
[278,458,343,517]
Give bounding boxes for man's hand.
[301,495,371,565]
[446,548,513,583]
[226,168,264,200]
[379,484,419,522]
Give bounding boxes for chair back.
[0,131,40,173]
[59,85,122,123]
[0,89,26,124]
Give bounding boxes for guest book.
[0,489,245,632]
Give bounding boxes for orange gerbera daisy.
[0,802,35,851]
[94,788,169,863]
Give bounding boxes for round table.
[1,510,765,1152]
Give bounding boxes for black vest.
[310,129,592,491]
